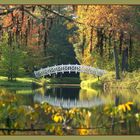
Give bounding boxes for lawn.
[0,76,35,87]
[79,70,140,90]
[0,76,80,88]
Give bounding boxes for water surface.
[0,86,140,135]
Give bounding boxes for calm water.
[0,85,140,135]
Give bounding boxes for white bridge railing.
[34,64,106,78]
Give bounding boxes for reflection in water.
[45,87,80,100]
[0,88,34,106]
[34,87,106,108]
[34,93,104,108]
[33,86,140,108]
[33,87,140,135]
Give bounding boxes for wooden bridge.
[34,64,106,78]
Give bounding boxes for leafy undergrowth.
[0,88,94,135]
[101,70,140,89]
[80,78,102,89]
[1,88,140,135]
[80,71,140,89]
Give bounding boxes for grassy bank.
[80,70,140,90]
[0,76,80,87]
[101,71,140,89]
[0,76,37,87]
[80,78,102,89]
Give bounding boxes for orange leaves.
[77,5,133,31]
[2,14,12,27]
[12,27,17,33]
[75,5,135,67]
[12,9,20,17]
[30,27,39,34]
[2,8,21,28]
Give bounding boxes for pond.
[0,85,140,135]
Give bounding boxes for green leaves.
[0,33,25,80]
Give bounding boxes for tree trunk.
[8,32,13,81]
[128,34,132,71]
[122,49,125,71]
[108,31,112,60]
[82,31,86,56]
[89,27,93,53]
[119,31,123,54]
[100,30,104,57]
[129,34,132,58]
[113,41,120,80]
[42,18,49,57]
[43,30,48,56]
[122,47,128,72]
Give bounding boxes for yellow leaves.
[14,122,18,128]
[127,102,133,105]
[118,104,126,112]
[85,111,91,128]
[87,111,91,117]
[125,104,131,111]
[104,106,112,116]
[118,102,133,112]
[66,23,74,30]
[78,129,89,135]
[48,125,55,133]
[34,104,40,109]
[30,112,38,121]
[0,101,5,107]
[53,114,63,123]
[2,103,5,107]
[69,108,79,114]
[44,105,55,114]
[104,101,134,119]
[82,47,94,66]
[104,106,109,112]
[46,124,64,135]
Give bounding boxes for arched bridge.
[34,64,106,78]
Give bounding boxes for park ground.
[80,70,140,90]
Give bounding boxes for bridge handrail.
[34,64,106,78]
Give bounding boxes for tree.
[0,33,24,81]
[71,5,140,78]
[46,19,78,65]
